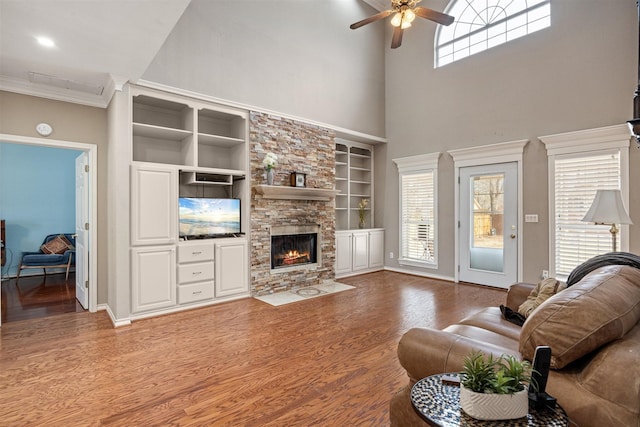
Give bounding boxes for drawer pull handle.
[192,271,202,275]
[192,290,202,295]
[192,251,202,255]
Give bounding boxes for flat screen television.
[178,197,241,238]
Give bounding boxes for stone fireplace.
[249,111,336,296]
[270,224,320,271]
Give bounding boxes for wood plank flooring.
[1,272,84,323]
[0,271,506,426]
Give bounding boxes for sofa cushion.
[518,278,567,318]
[519,265,640,369]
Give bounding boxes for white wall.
[142,0,386,137]
[383,0,639,282]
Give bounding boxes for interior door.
[459,162,518,288]
[75,153,89,309]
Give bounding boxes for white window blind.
[554,151,621,276]
[400,171,435,264]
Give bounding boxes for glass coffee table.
[410,373,569,427]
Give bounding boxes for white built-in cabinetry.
[335,229,384,278]
[215,240,249,297]
[335,138,384,277]
[124,84,250,320]
[177,241,215,304]
[131,245,176,313]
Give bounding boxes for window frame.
[540,124,631,280]
[435,0,551,68]
[393,152,440,269]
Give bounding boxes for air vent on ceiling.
[28,72,104,96]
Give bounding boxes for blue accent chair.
[17,233,76,281]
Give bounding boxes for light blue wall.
[0,142,81,277]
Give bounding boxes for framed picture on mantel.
[290,172,306,187]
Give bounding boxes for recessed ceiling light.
[36,36,55,48]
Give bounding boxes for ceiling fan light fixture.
[404,9,416,23]
[391,12,402,27]
[401,20,412,29]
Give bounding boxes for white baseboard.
[99,303,131,328]
[383,266,455,283]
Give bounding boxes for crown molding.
[539,124,631,156]
[448,139,528,167]
[392,152,441,171]
[0,74,118,108]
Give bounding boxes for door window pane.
[470,173,504,272]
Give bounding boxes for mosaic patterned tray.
[410,373,568,427]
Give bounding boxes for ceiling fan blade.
[414,7,455,26]
[350,10,394,30]
[391,27,404,49]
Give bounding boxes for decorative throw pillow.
[519,265,640,369]
[41,235,73,254]
[518,277,567,318]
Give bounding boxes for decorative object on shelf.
[263,152,278,185]
[459,351,533,420]
[358,198,369,228]
[290,171,306,188]
[581,189,633,251]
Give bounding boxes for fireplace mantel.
[255,185,340,201]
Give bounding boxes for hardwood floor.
[1,272,84,323]
[0,271,506,426]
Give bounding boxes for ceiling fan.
[350,0,454,49]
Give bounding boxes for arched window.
[435,0,550,67]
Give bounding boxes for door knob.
[510,234,516,239]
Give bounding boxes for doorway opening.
[0,134,98,326]
[448,140,527,289]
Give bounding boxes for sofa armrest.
[397,327,521,384]
[505,282,535,311]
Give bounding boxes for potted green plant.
[459,351,534,420]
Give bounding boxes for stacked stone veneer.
[249,111,336,296]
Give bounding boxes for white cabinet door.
[131,246,176,313]
[215,240,248,297]
[352,231,369,272]
[335,232,353,275]
[368,230,384,268]
[131,164,177,246]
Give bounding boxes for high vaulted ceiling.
[0,0,191,107]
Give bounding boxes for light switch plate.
[525,214,539,223]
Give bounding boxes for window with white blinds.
[400,170,436,265]
[554,151,621,277]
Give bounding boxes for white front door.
[459,162,518,288]
[75,153,89,309]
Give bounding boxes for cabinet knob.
[192,251,202,255]
[192,271,202,275]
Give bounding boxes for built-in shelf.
[133,123,192,141]
[255,185,340,201]
[335,140,373,230]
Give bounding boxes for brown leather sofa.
[389,265,640,427]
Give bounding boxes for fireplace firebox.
[271,233,318,269]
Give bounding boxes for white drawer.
[178,243,214,263]
[178,281,214,304]
[178,262,214,284]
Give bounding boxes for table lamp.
[582,189,633,252]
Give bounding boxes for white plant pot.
[460,384,529,420]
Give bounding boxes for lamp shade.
[582,189,633,225]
